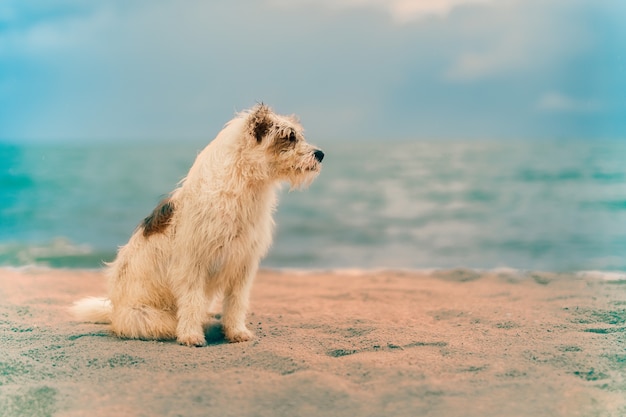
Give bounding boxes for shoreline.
[1,267,625,416]
[4,264,626,278]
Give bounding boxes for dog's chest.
[194,187,276,256]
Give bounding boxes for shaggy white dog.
[71,104,324,346]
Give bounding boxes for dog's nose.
[313,150,324,163]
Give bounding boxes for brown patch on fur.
[142,198,175,238]
[254,119,272,143]
[249,104,272,142]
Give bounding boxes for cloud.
[443,0,595,82]
[445,48,523,82]
[268,0,494,23]
[536,92,602,113]
[382,0,494,22]
[0,0,624,141]
[0,2,114,57]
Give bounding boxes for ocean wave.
[0,238,114,268]
[575,270,626,281]
[264,267,626,282]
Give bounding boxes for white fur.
[71,297,112,324]
[70,104,323,346]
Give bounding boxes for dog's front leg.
[222,263,256,343]
[172,264,209,347]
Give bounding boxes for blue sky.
[1,0,625,142]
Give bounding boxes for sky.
[1,0,625,142]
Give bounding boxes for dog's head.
[244,104,324,189]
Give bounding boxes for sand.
[1,267,625,417]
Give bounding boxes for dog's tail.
[70,297,112,324]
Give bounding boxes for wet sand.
[1,267,625,417]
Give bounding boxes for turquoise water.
[1,140,625,271]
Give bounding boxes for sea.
[1,139,625,272]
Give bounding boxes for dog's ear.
[248,104,272,143]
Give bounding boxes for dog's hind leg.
[110,305,177,341]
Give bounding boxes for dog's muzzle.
[313,150,324,163]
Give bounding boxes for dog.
[71,104,324,346]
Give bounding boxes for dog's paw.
[177,333,207,347]
[224,327,254,343]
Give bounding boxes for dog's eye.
[288,132,296,142]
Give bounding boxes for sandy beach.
[1,267,625,417]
